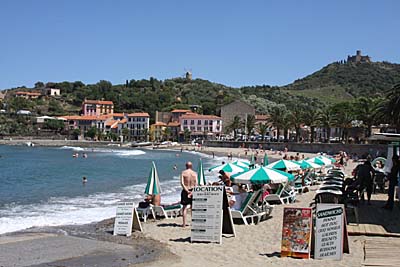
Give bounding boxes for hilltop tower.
[347,50,371,64]
[185,71,192,81]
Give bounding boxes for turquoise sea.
[0,145,219,234]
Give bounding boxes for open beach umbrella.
[266,159,301,172]
[319,155,336,164]
[144,161,162,195]
[232,160,251,169]
[209,162,248,175]
[306,157,327,166]
[296,160,321,169]
[197,159,207,186]
[263,154,269,166]
[231,166,294,184]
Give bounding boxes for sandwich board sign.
[113,201,142,236]
[315,204,345,260]
[191,186,235,244]
[281,207,313,259]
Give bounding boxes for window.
[191,120,194,125]
[183,120,187,125]
[190,126,195,131]
[197,120,201,125]
[197,127,202,131]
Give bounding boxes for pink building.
[179,112,222,138]
[82,100,114,116]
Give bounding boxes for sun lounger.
[136,205,155,222]
[230,190,267,225]
[264,183,296,205]
[152,203,183,219]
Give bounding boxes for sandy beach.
[0,144,374,267]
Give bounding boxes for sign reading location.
[191,186,235,244]
[315,204,345,260]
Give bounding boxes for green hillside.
[282,61,400,103]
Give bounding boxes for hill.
[281,61,400,103]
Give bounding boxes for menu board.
[191,186,224,244]
[315,204,345,260]
[113,202,141,236]
[281,207,313,259]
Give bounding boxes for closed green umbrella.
[197,159,206,186]
[263,154,269,166]
[144,161,161,195]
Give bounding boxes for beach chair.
[152,203,183,219]
[264,183,296,205]
[136,205,155,222]
[230,190,267,225]
[294,175,311,194]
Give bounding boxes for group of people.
[354,154,400,210]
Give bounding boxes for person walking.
[383,154,400,210]
[356,160,375,205]
[180,161,198,227]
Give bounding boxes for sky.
[0,0,399,90]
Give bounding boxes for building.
[150,121,167,141]
[126,113,150,140]
[347,50,371,64]
[0,91,6,103]
[82,99,114,116]
[220,100,255,132]
[179,112,222,139]
[43,88,61,96]
[15,91,41,99]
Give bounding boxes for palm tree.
[303,108,321,143]
[319,107,336,143]
[335,112,353,143]
[183,128,191,142]
[288,106,305,142]
[377,83,400,132]
[354,97,380,138]
[226,115,243,140]
[162,127,171,141]
[267,106,286,141]
[257,123,269,141]
[246,114,256,138]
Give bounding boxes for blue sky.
[0,0,399,90]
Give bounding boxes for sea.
[0,145,221,234]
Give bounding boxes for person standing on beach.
[356,160,375,204]
[180,162,197,227]
[383,155,400,210]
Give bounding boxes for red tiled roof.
[167,122,180,127]
[171,109,191,113]
[59,115,112,121]
[152,122,167,126]
[83,100,113,105]
[106,120,117,127]
[118,118,127,124]
[16,91,41,96]
[113,113,125,117]
[180,113,221,120]
[127,112,150,117]
[255,114,270,120]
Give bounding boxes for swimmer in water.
[82,176,87,184]
[173,164,177,170]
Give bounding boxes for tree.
[353,97,380,138]
[122,127,130,141]
[288,106,305,142]
[34,81,44,88]
[245,114,256,138]
[257,123,268,141]
[85,127,97,139]
[319,107,335,143]
[267,106,287,141]
[183,128,191,142]
[331,102,355,143]
[377,83,400,132]
[141,128,149,142]
[162,127,171,141]
[226,116,243,140]
[44,119,64,132]
[303,108,321,143]
[71,128,81,140]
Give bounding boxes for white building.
[126,112,150,140]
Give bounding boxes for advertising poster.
[315,204,345,260]
[191,186,224,244]
[281,207,312,259]
[113,202,142,236]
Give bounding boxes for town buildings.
[220,100,255,132]
[81,99,114,116]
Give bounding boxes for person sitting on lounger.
[231,184,248,211]
[139,194,161,208]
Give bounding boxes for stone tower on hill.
[347,50,371,64]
